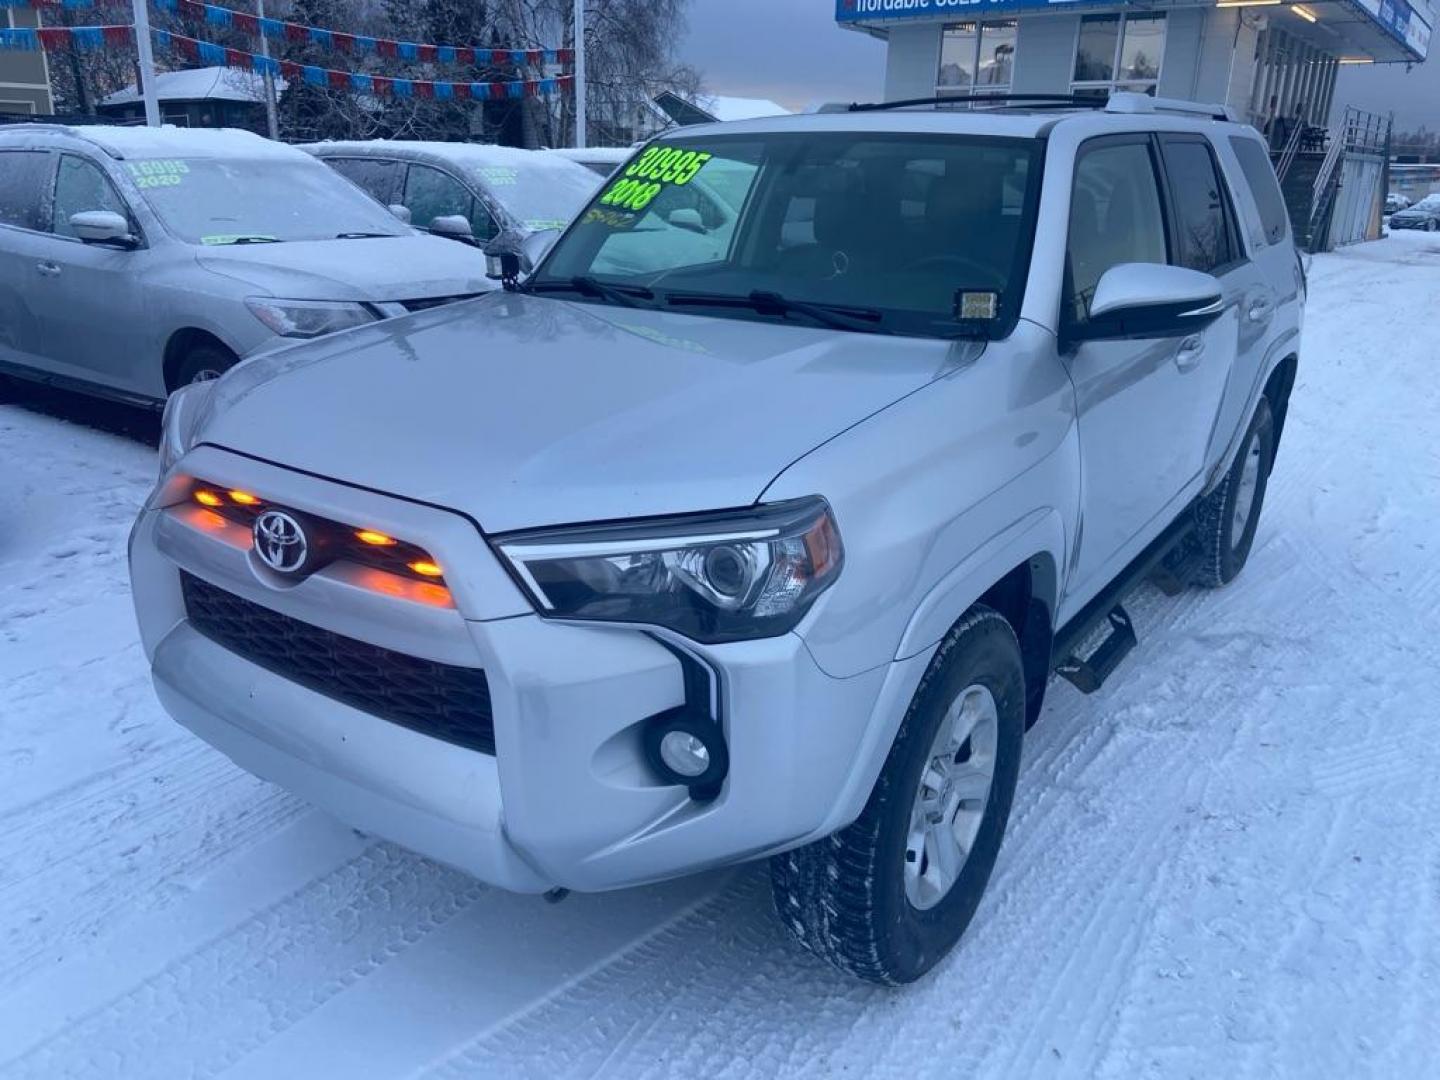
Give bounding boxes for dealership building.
[836,0,1430,132]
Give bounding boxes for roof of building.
[100,66,286,107]
[701,95,792,122]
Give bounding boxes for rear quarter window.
[1228,136,1289,246]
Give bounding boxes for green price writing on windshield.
[598,147,712,213]
[126,159,190,190]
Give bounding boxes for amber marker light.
[408,560,444,578]
[229,490,260,506]
[193,489,223,508]
[356,529,399,547]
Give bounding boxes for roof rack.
[847,93,1100,113]
[1104,92,1238,122]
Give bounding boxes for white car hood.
[196,235,492,303]
[198,293,969,533]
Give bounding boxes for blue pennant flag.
[303,64,325,86]
[73,26,104,50]
[435,81,453,100]
[438,45,455,63]
[259,17,282,39]
[0,28,39,51]
[349,73,373,94]
[393,78,413,97]
[308,27,332,48]
[398,41,418,61]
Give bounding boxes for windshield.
[473,159,600,233]
[531,132,1042,339]
[127,157,409,245]
[1413,194,1440,211]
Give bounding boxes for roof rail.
[848,93,1102,113]
[1105,92,1237,122]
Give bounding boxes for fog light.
[660,730,711,778]
[642,711,729,798]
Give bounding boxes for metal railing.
[1275,120,1305,184]
[1307,105,1392,250]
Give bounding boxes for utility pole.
[573,0,586,148]
[130,0,161,126]
[256,0,279,139]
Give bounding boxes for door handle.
[36,262,61,277]
[1175,334,1204,371]
[1247,296,1273,323]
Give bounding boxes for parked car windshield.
[532,132,1042,339]
[127,157,409,245]
[471,158,601,232]
[1412,194,1440,211]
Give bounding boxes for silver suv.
[130,95,1303,984]
[0,125,490,404]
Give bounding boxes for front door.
[1059,134,1239,614]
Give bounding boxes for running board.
[1056,605,1137,694]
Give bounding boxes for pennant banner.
[0,0,572,67]
[0,24,132,50]
[155,29,574,100]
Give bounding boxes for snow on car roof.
[304,140,596,184]
[32,125,312,162]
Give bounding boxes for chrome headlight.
[245,297,378,339]
[495,498,843,644]
[158,379,218,475]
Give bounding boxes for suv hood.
[196,235,491,303]
[197,293,965,532]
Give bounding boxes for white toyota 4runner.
[131,94,1303,984]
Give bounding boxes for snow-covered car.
[0,125,492,404]
[132,94,1303,984]
[1385,192,1411,213]
[542,146,635,177]
[1388,193,1440,231]
[304,140,600,246]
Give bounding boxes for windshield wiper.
[526,276,656,308]
[665,290,891,334]
[222,235,282,245]
[335,231,395,239]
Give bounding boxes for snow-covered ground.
[1,233,1437,1079]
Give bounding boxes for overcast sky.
[677,1,1440,133]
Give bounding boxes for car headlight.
[245,298,378,339]
[158,378,218,475]
[495,497,843,644]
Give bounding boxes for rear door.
[402,163,498,242]
[323,156,404,208]
[0,147,56,375]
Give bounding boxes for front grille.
[181,572,495,754]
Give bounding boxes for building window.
[1072,13,1166,97]
[939,21,1018,97]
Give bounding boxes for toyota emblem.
[253,509,309,574]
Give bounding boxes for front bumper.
[130,447,926,893]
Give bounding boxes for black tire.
[1190,397,1275,589]
[770,606,1025,985]
[171,343,236,389]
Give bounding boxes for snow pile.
[0,232,1437,1077]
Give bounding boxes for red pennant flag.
[232,12,257,35]
[525,49,542,66]
[452,82,471,100]
[371,75,393,96]
[102,25,132,46]
[332,32,355,53]
[280,59,302,79]
[175,33,200,59]
[225,47,247,68]
[417,44,438,63]
[556,48,574,65]
[37,27,70,49]
[456,47,475,65]
[177,0,203,20]
[523,79,540,98]
[376,38,398,58]
[487,81,505,100]
[326,68,348,90]
[414,80,435,99]
[284,21,307,42]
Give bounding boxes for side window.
[327,157,403,206]
[1159,138,1240,272]
[1228,135,1289,246]
[0,149,52,231]
[52,155,129,238]
[403,164,474,232]
[1066,139,1169,323]
[467,198,498,242]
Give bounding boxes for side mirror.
[519,227,560,271]
[1071,263,1224,344]
[485,226,560,285]
[668,208,706,234]
[70,210,136,248]
[388,203,413,225]
[429,214,476,243]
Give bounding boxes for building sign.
[837,0,1429,61]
